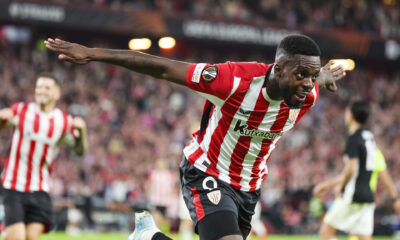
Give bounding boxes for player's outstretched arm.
[0,108,14,131]
[317,60,346,92]
[71,117,88,156]
[44,38,190,86]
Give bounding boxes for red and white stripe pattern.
[184,62,319,191]
[1,102,74,192]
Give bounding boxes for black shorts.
[180,158,260,239]
[2,188,54,232]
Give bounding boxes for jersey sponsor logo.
[201,66,218,83]
[234,120,283,139]
[238,107,252,115]
[207,190,221,205]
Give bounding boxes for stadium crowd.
[0,37,399,235]
[43,0,400,37]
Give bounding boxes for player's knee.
[5,223,26,240]
[5,236,24,240]
[26,235,41,240]
[354,235,372,240]
[319,225,328,236]
[319,224,337,240]
[318,225,325,236]
[5,232,25,240]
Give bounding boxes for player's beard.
[281,84,302,109]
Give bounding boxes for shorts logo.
[201,66,218,83]
[207,190,221,205]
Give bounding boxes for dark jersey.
[342,128,379,203]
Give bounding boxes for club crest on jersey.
[207,190,221,205]
[201,66,218,83]
[288,109,300,123]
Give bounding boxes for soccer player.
[313,101,400,240]
[0,72,88,240]
[45,35,345,240]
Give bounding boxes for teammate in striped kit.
[0,73,88,240]
[313,101,400,240]
[45,35,346,240]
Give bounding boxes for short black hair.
[277,34,321,56]
[37,72,61,87]
[350,100,370,125]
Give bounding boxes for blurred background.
[0,0,400,238]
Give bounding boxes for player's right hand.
[44,38,91,65]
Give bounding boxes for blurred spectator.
[31,0,400,37]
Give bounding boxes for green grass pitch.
[37,232,395,240]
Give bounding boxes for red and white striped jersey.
[1,102,77,192]
[184,62,319,191]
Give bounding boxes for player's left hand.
[319,60,346,92]
[72,117,86,131]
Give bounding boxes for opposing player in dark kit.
[45,34,345,240]
[314,101,400,240]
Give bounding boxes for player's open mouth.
[294,92,307,101]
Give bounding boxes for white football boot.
[127,211,160,240]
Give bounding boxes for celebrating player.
[45,34,345,240]
[313,100,400,240]
[0,73,88,240]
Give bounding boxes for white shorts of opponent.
[324,197,375,236]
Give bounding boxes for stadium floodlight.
[129,38,152,50]
[330,59,355,71]
[158,37,176,49]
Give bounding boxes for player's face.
[35,77,60,106]
[279,55,320,108]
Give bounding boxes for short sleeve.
[185,62,235,105]
[6,102,23,126]
[185,62,270,107]
[344,135,359,159]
